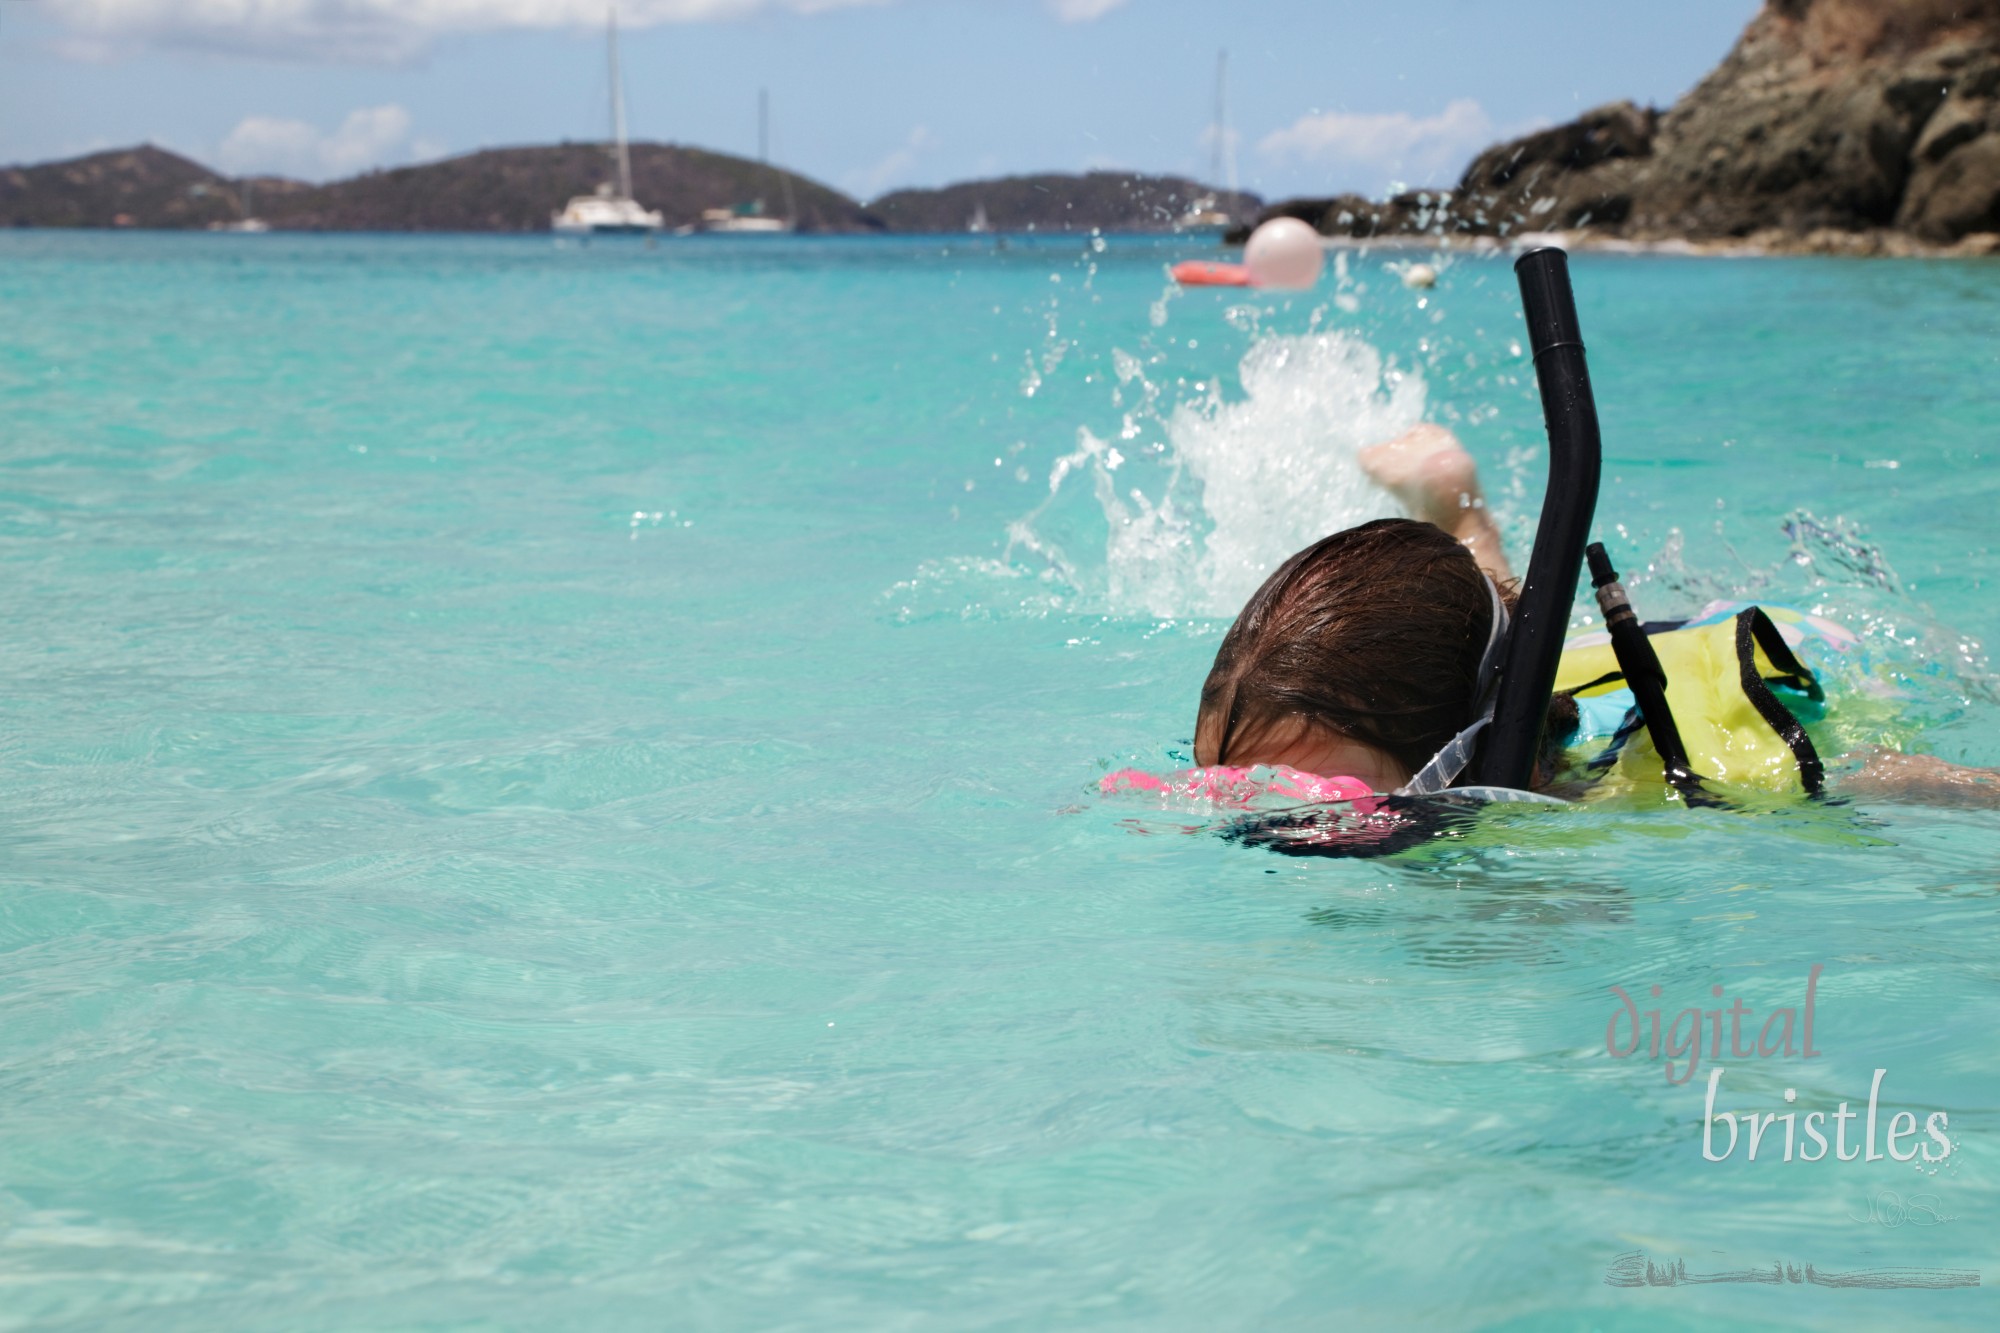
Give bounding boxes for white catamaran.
[552,8,665,235]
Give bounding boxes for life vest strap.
[1734,609,1825,796]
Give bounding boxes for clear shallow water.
[1,231,1998,1330]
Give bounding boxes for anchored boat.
[552,7,664,236]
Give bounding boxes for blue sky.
[1,1,1761,201]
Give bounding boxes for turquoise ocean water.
[2,231,1998,1330]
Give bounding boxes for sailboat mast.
[1216,50,1237,216]
[769,99,798,226]
[609,7,633,200]
[1211,52,1226,189]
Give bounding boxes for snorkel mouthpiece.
[1584,542,1620,595]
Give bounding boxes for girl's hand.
[1361,425,1513,584]
[1359,424,1482,529]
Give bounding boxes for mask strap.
[1397,575,1511,797]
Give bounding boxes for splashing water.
[1620,509,1996,744]
[1008,330,1422,619]
[903,250,1995,756]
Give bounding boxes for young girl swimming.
[1171,422,2000,809]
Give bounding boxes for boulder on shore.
[1454,101,1659,234]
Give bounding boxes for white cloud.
[35,0,894,62]
[216,103,421,179]
[847,124,935,200]
[1257,98,1495,193]
[1046,0,1127,21]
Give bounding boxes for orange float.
[1170,260,1252,287]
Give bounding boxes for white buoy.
[1244,217,1325,290]
[1403,262,1438,289]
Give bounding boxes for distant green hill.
[1,146,245,229]
[267,142,869,232]
[869,172,1260,233]
[0,142,870,233]
[1,144,1254,236]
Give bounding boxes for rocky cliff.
[1631,0,2000,240]
[1260,0,2000,250]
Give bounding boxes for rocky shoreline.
[1302,224,2000,259]
[1576,227,2000,258]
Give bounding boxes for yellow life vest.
[1554,607,1826,796]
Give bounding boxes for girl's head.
[1193,518,1506,791]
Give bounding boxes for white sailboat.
[696,202,789,234]
[1177,50,1239,234]
[552,7,664,235]
[696,89,796,234]
[212,177,271,232]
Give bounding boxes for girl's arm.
[1835,746,2000,810]
[1359,425,1514,584]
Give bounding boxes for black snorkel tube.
[1460,249,1601,791]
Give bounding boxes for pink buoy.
[1243,217,1325,290]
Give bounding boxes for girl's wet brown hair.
[1194,518,1509,777]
